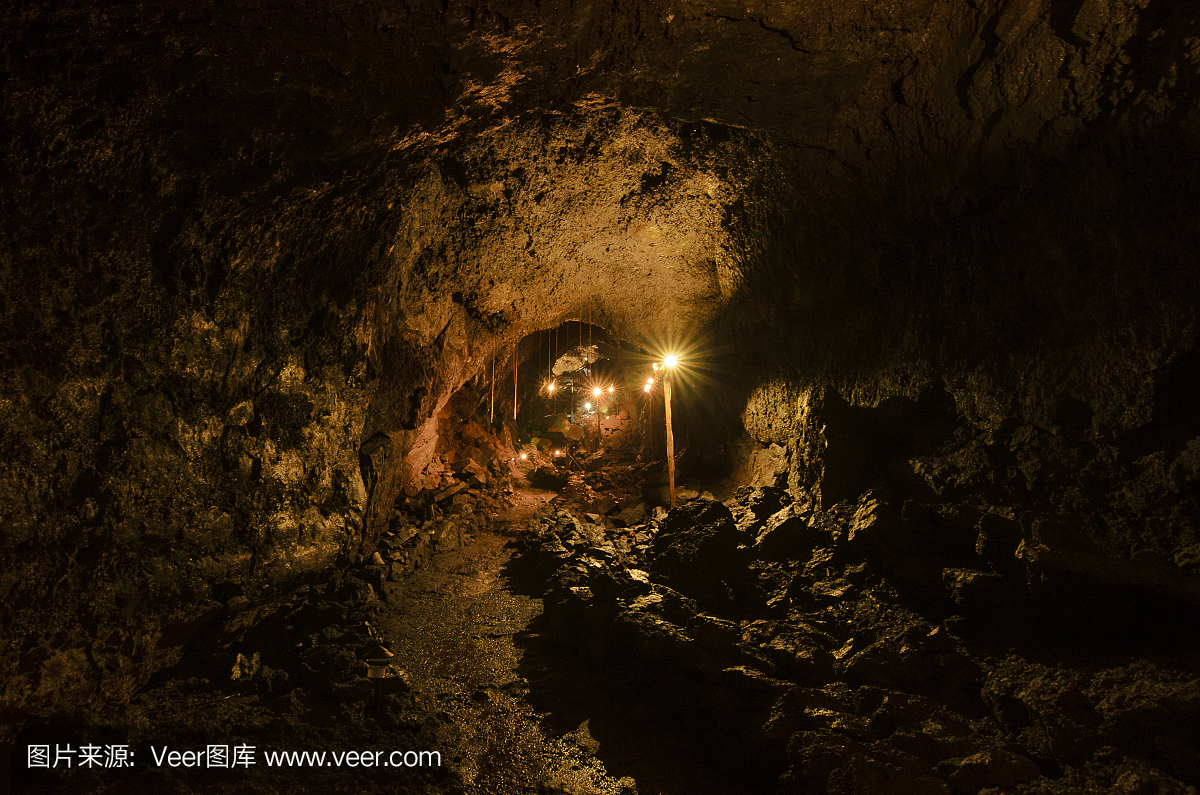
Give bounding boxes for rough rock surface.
[519,493,1200,794]
[2,0,1199,763]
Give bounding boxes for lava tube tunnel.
[3,3,1200,794]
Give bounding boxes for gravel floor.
[379,486,759,795]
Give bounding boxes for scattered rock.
[936,749,1040,793]
[755,503,818,560]
[647,500,748,612]
[435,481,469,501]
[688,614,741,650]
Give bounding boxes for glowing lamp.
[584,402,591,410]
[593,387,602,397]
[520,452,528,460]
[644,384,651,393]
[664,354,679,369]
[547,381,555,392]
[366,644,393,679]
[608,386,614,393]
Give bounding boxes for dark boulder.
[727,485,793,534]
[647,500,749,614]
[528,465,568,490]
[755,503,819,561]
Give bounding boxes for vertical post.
[596,402,602,452]
[664,376,675,509]
[490,357,494,424]
[513,342,518,422]
[647,391,652,460]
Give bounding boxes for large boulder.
[647,500,749,614]
[755,503,819,561]
[726,485,793,534]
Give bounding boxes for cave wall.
[2,0,1198,730]
[726,24,1200,599]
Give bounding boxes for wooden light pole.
[664,377,675,508]
[662,355,678,509]
[592,387,602,453]
[644,379,653,461]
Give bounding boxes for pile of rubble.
[13,563,452,793]
[363,452,515,592]
[529,451,668,517]
[516,487,1200,794]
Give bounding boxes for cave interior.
[3,1,1200,793]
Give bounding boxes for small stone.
[227,400,255,427]
[754,503,816,559]
[688,614,740,650]
[435,481,468,501]
[938,750,1041,793]
[942,568,1008,609]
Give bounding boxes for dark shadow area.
[951,572,1200,675]
[820,387,959,507]
[515,631,768,795]
[501,547,771,795]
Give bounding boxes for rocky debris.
[936,749,1041,793]
[2,0,1197,747]
[562,473,602,510]
[515,488,1200,795]
[646,500,750,615]
[8,557,457,792]
[753,503,818,560]
[728,485,795,535]
[942,568,1010,613]
[529,465,570,490]
[613,499,650,527]
[371,432,515,586]
[982,656,1200,777]
[434,481,469,502]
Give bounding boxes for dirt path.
[378,488,753,795]
[380,487,627,795]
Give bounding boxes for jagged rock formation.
[2,0,1198,763]
[521,494,1200,793]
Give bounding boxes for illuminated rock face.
[1,1,1198,724]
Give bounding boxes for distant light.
[584,402,591,410]
[664,354,679,368]
[643,384,651,393]
[608,386,614,393]
[547,381,555,392]
[520,453,527,460]
[555,449,562,456]
[593,387,601,397]
[647,377,654,385]
[652,363,660,372]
